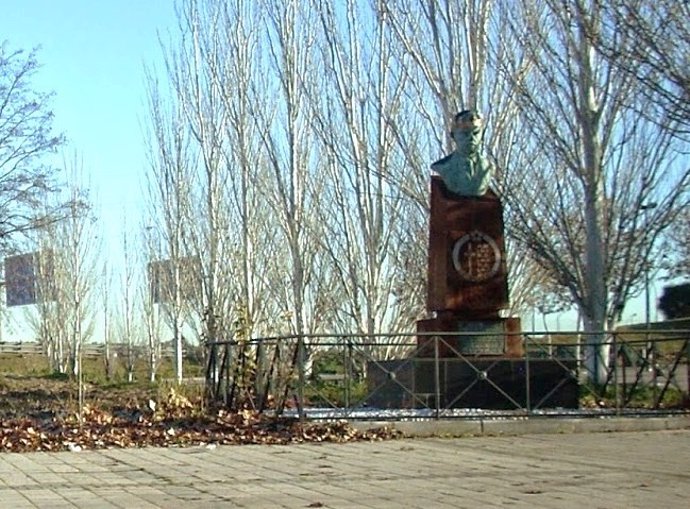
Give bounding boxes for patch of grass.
[42,371,69,381]
[580,383,687,409]
[0,351,205,385]
[0,354,51,376]
[304,380,369,407]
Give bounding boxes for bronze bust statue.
[431,110,492,196]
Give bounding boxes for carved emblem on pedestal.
[451,230,501,283]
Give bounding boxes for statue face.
[449,110,483,152]
[451,122,482,152]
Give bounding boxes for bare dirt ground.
[0,375,157,420]
[0,375,398,453]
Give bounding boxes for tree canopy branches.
[0,42,66,244]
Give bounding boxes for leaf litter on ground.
[0,376,401,453]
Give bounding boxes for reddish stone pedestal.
[418,177,522,357]
[427,176,508,314]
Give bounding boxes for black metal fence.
[204,330,690,420]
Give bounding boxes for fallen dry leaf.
[0,376,402,453]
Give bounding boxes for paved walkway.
[0,429,688,508]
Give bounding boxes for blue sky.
[1,1,178,339]
[2,0,177,248]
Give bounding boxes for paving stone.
[0,425,688,508]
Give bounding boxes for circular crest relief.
[451,230,501,282]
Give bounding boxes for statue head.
[450,110,483,155]
[452,110,483,131]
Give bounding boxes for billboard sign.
[148,256,201,304]
[4,251,54,307]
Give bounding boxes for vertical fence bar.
[621,341,628,405]
[205,342,216,401]
[434,336,441,420]
[345,337,352,410]
[224,343,232,407]
[651,341,659,409]
[613,332,620,416]
[523,333,531,414]
[297,336,306,421]
[686,337,690,404]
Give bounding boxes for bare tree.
[28,247,67,373]
[149,1,288,402]
[207,1,288,400]
[253,0,325,341]
[204,0,275,341]
[144,66,199,383]
[118,217,140,383]
[100,261,114,380]
[163,0,244,359]
[309,0,417,361]
[498,0,689,382]
[137,224,163,382]
[28,156,98,377]
[593,0,690,138]
[152,1,290,392]
[0,42,67,244]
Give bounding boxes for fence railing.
[205,330,690,420]
[0,341,180,358]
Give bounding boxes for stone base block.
[366,358,579,410]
